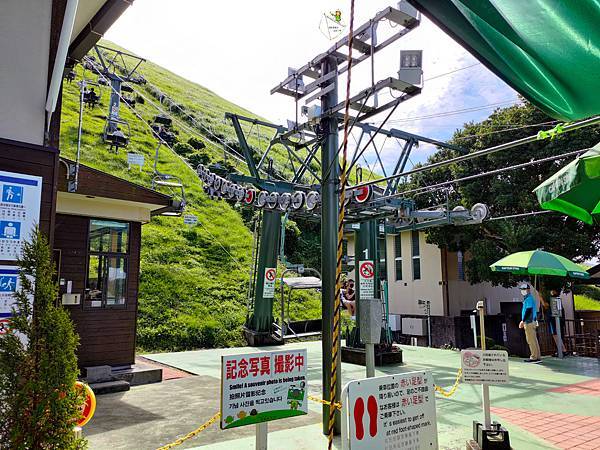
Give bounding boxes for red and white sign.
[354,185,372,204]
[461,350,509,385]
[244,189,255,205]
[263,267,276,298]
[343,371,438,450]
[358,260,375,299]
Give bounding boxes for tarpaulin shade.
[534,142,600,224]
[408,0,600,121]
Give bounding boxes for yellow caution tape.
[434,368,463,398]
[156,412,220,450]
[308,394,342,411]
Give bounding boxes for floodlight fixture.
[399,50,423,86]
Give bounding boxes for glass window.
[89,220,129,253]
[378,237,387,280]
[86,220,129,308]
[411,231,421,280]
[394,235,402,281]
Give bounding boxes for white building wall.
[0,0,52,145]
[386,231,444,316]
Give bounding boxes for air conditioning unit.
[62,293,81,305]
[401,317,427,336]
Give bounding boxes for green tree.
[410,102,600,285]
[0,229,86,449]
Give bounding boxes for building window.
[457,250,466,281]
[377,237,387,280]
[411,230,421,280]
[86,220,129,307]
[394,235,402,281]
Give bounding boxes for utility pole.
[320,55,341,434]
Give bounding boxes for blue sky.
[105,0,520,170]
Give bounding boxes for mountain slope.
[59,41,297,350]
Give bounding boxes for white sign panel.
[0,266,20,334]
[461,350,509,385]
[358,260,375,299]
[0,171,42,261]
[263,267,276,299]
[183,214,198,226]
[345,371,438,450]
[220,349,308,429]
[127,153,145,170]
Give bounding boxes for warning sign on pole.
[343,371,438,449]
[461,350,509,385]
[220,349,308,429]
[358,260,375,299]
[263,267,276,299]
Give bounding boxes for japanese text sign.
[220,349,308,429]
[461,350,509,385]
[344,371,438,450]
[263,267,276,299]
[0,171,42,260]
[358,260,375,300]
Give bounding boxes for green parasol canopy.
[408,0,600,121]
[490,250,590,279]
[534,143,600,224]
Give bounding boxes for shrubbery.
[0,230,86,449]
[187,136,206,150]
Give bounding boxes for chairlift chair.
[65,69,76,83]
[103,118,131,153]
[153,114,172,128]
[121,84,134,93]
[151,141,186,215]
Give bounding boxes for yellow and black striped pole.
[327,1,355,448]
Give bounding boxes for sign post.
[551,296,564,359]
[221,349,308,449]
[342,371,438,449]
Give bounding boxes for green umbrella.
[490,250,590,280]
[534,143,600,225]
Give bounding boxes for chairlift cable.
[83,57,251,272]
[380,146,590,202]
[349,115,600,191]
[488,210,554,221]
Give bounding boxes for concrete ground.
[84,341,600,450]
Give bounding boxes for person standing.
[519,283,541,363]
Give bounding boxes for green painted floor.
[85,342,600,450]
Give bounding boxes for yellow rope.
[434,368,463,398]
[328,1,356,448]
[156,412,220,450]
[309,395,342,411]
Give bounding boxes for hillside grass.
[574,295,600,311]
[59,41,323,351]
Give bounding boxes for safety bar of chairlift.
[278,267,322,341]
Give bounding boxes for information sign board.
[461,350,509,384]
[358,260,375,299]
[263,267,276,299]
[220,349,308,429]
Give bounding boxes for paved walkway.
[84,342,600,450]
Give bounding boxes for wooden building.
[0,0,178,374]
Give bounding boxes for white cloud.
[105,0,519,172]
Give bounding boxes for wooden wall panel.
[54,214,142,368]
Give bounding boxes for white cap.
[519,283,530,289]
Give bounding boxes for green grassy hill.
[59,41,322,351]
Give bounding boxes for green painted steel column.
[248,210,281,332]
[320,55,341,435]
[352,220,379,347]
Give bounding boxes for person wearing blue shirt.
[519,283,541,363]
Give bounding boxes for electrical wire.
[423,62,481,82]
[381,100,518,124]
